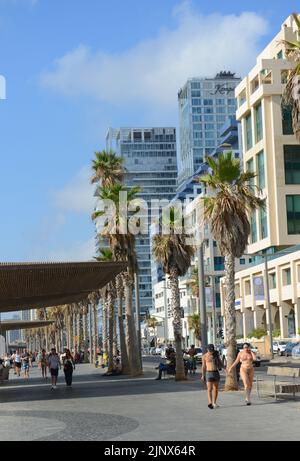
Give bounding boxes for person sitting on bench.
[155,350,176,380]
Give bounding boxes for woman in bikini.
[228,343,256,406]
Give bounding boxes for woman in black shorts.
[202,344,226,410]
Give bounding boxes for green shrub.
[236,335,244,340]
[272,329,281,338]
[249,328,267,339]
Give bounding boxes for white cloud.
[53,165,96,214]
[40,3,269,110]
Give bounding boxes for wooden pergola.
[0,261,127,313]
[0,320,54,333]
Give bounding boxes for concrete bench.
[257,367,300,401]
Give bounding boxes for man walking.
[48,348,61,390]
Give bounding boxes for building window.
[260,207,268,239]
[250,210,257,243]
[284,145,300,184]
[238,90,246,107]
[240,259,246,265]
[269,273,276,289]
[257,151,265,189]
[286,195,300,234]
[246,158,255,190]
[245,113,253,151]
[214,257,225,271]
[255,103,263,142]
[282,104,294,135]
[277,50,283,59]
[283,268,291,286]
[245,280,251,295]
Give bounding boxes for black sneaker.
[208,404,214,410]
[246,401,251,406]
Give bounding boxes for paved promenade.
[0,361,299,441]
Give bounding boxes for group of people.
[6,348,76,389]
[155,342,257,409]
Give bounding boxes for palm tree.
[115,273,130,374]
[187,313,201,346]
[282,13,300,140]
[91,150,124,187]
[146,317,159,347]
[96,248,117,373]
[93,184,143,377]
[200,152,264,390]
[152,208,195,381]
[88,291,101,366]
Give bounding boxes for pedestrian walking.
[38,349,48,379]
[202,344,226,410]
[63,349,75,387]
[48,348,61,389]
[21,350,30,379]
[188,345,197,375]
[12,351,22,377]
[228,343,256,406]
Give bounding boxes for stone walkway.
[0,363,299,441]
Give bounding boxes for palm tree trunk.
[107,289,115,373]
[123,272,142,377]
[102,301,108,355]
[88,304,93,364]
[113,306,118,357]
[116,274,130,374]
[77,311,81,355]
[224,253,238,391]
[83,309,89,363]
[93,304,98,366]
[169,267,186,381]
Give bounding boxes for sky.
[0,0,299,263]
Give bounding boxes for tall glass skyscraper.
[106,127,177,314]
[177,72,241,188]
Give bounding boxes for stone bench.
[257,366,300,401]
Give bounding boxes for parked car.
[194,347,203,363]
[285,342,300,357]
[273,341,287,356]
[292,344,300,359]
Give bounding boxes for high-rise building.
[106,127,178,314]
[177,72,241,188]
[235,15,300,256]
[20,309,36,341]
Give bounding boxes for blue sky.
[0,0,299,262]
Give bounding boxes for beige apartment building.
[227,15,300,341]
[220,249,300,340]
[235,15,300,255]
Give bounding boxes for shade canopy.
[0,320,54,332]
[0,261,127,313]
